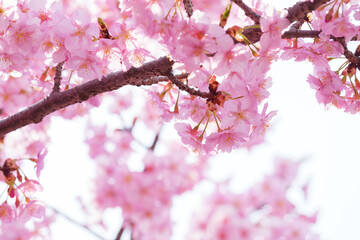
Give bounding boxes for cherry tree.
[0,0,359,239]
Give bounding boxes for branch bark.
[166,73,211,98]
[183,0,194,17]
[0,57,211,137]
[331,36,360,64]
[231,0,260,24]
[286,0,331,23]
[52,61,64,93]
[281,29,321,39]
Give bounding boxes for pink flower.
[212,36,251,75]
[18,200,45,223]
[247,103,277,147]
[65,50,103,80]
[269,191,295,216]
[4,15,43,56]
[16,180,43,200]
[260,10,290,54]
[178,97,207,122]
[307,69,344,105]
[273,158,300,183]
[220,98,257,130]
[174,123,204,153]
[0,47,27,73]
[309,41,344,58]
[176,36,211,71]
[63,9,98,52]
[320,17,358,42]
[109,22,136,49]
[0,202,15,224]
[0,77,30,116]
[205,129,247,153]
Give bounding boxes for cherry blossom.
[0,0,359,239]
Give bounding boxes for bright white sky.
[36,0,360,240]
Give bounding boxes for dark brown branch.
[0,57,174,137]
[166,73,211,99]
[282,29,359,41]
[281,29,321,39]
[286,0,331,23]
[49,206,106,240]
[183,0,193,17]
[332,36,360,64]
[231,0,260,24]
[149,129,161,151]
[281,30,360,65]
[233,0,331,45]
[52,61,64,93]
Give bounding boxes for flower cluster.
[86,123,207,238]
[187,158,318,240]
[0,149,47,224]
[0,0,359,238]
[282,0,360,113]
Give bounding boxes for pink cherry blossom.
[174,122,204,153]
[260,10,290,54]
[320,17,358,42]
[18,200,45,223]
[0,202,15,224]
[1,0,359,238]
[205,128,247,153]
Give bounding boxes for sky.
[36,0,360,240]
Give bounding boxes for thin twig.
[115,225,125,240]
[166,73,211,99]
[231,0,260,24]
[148,73,190,83]
[49,206,107,240]
[149,127,162,151]
[52,61,65,93]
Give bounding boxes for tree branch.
[166,73,211,99]
[281,29,359,41]
[331,36,360,64]
[49,206,106,240]
[0,59,210,137]
[183,0,193,18]
[0,57,174,137]
[52,61,64,93]
[115,225,125,240]
[231,0,260,24]
[281,29,321,39]
[286,0,331,23]
[149,128,161,151]
[281,29,360,65]
[234,0,331,45]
